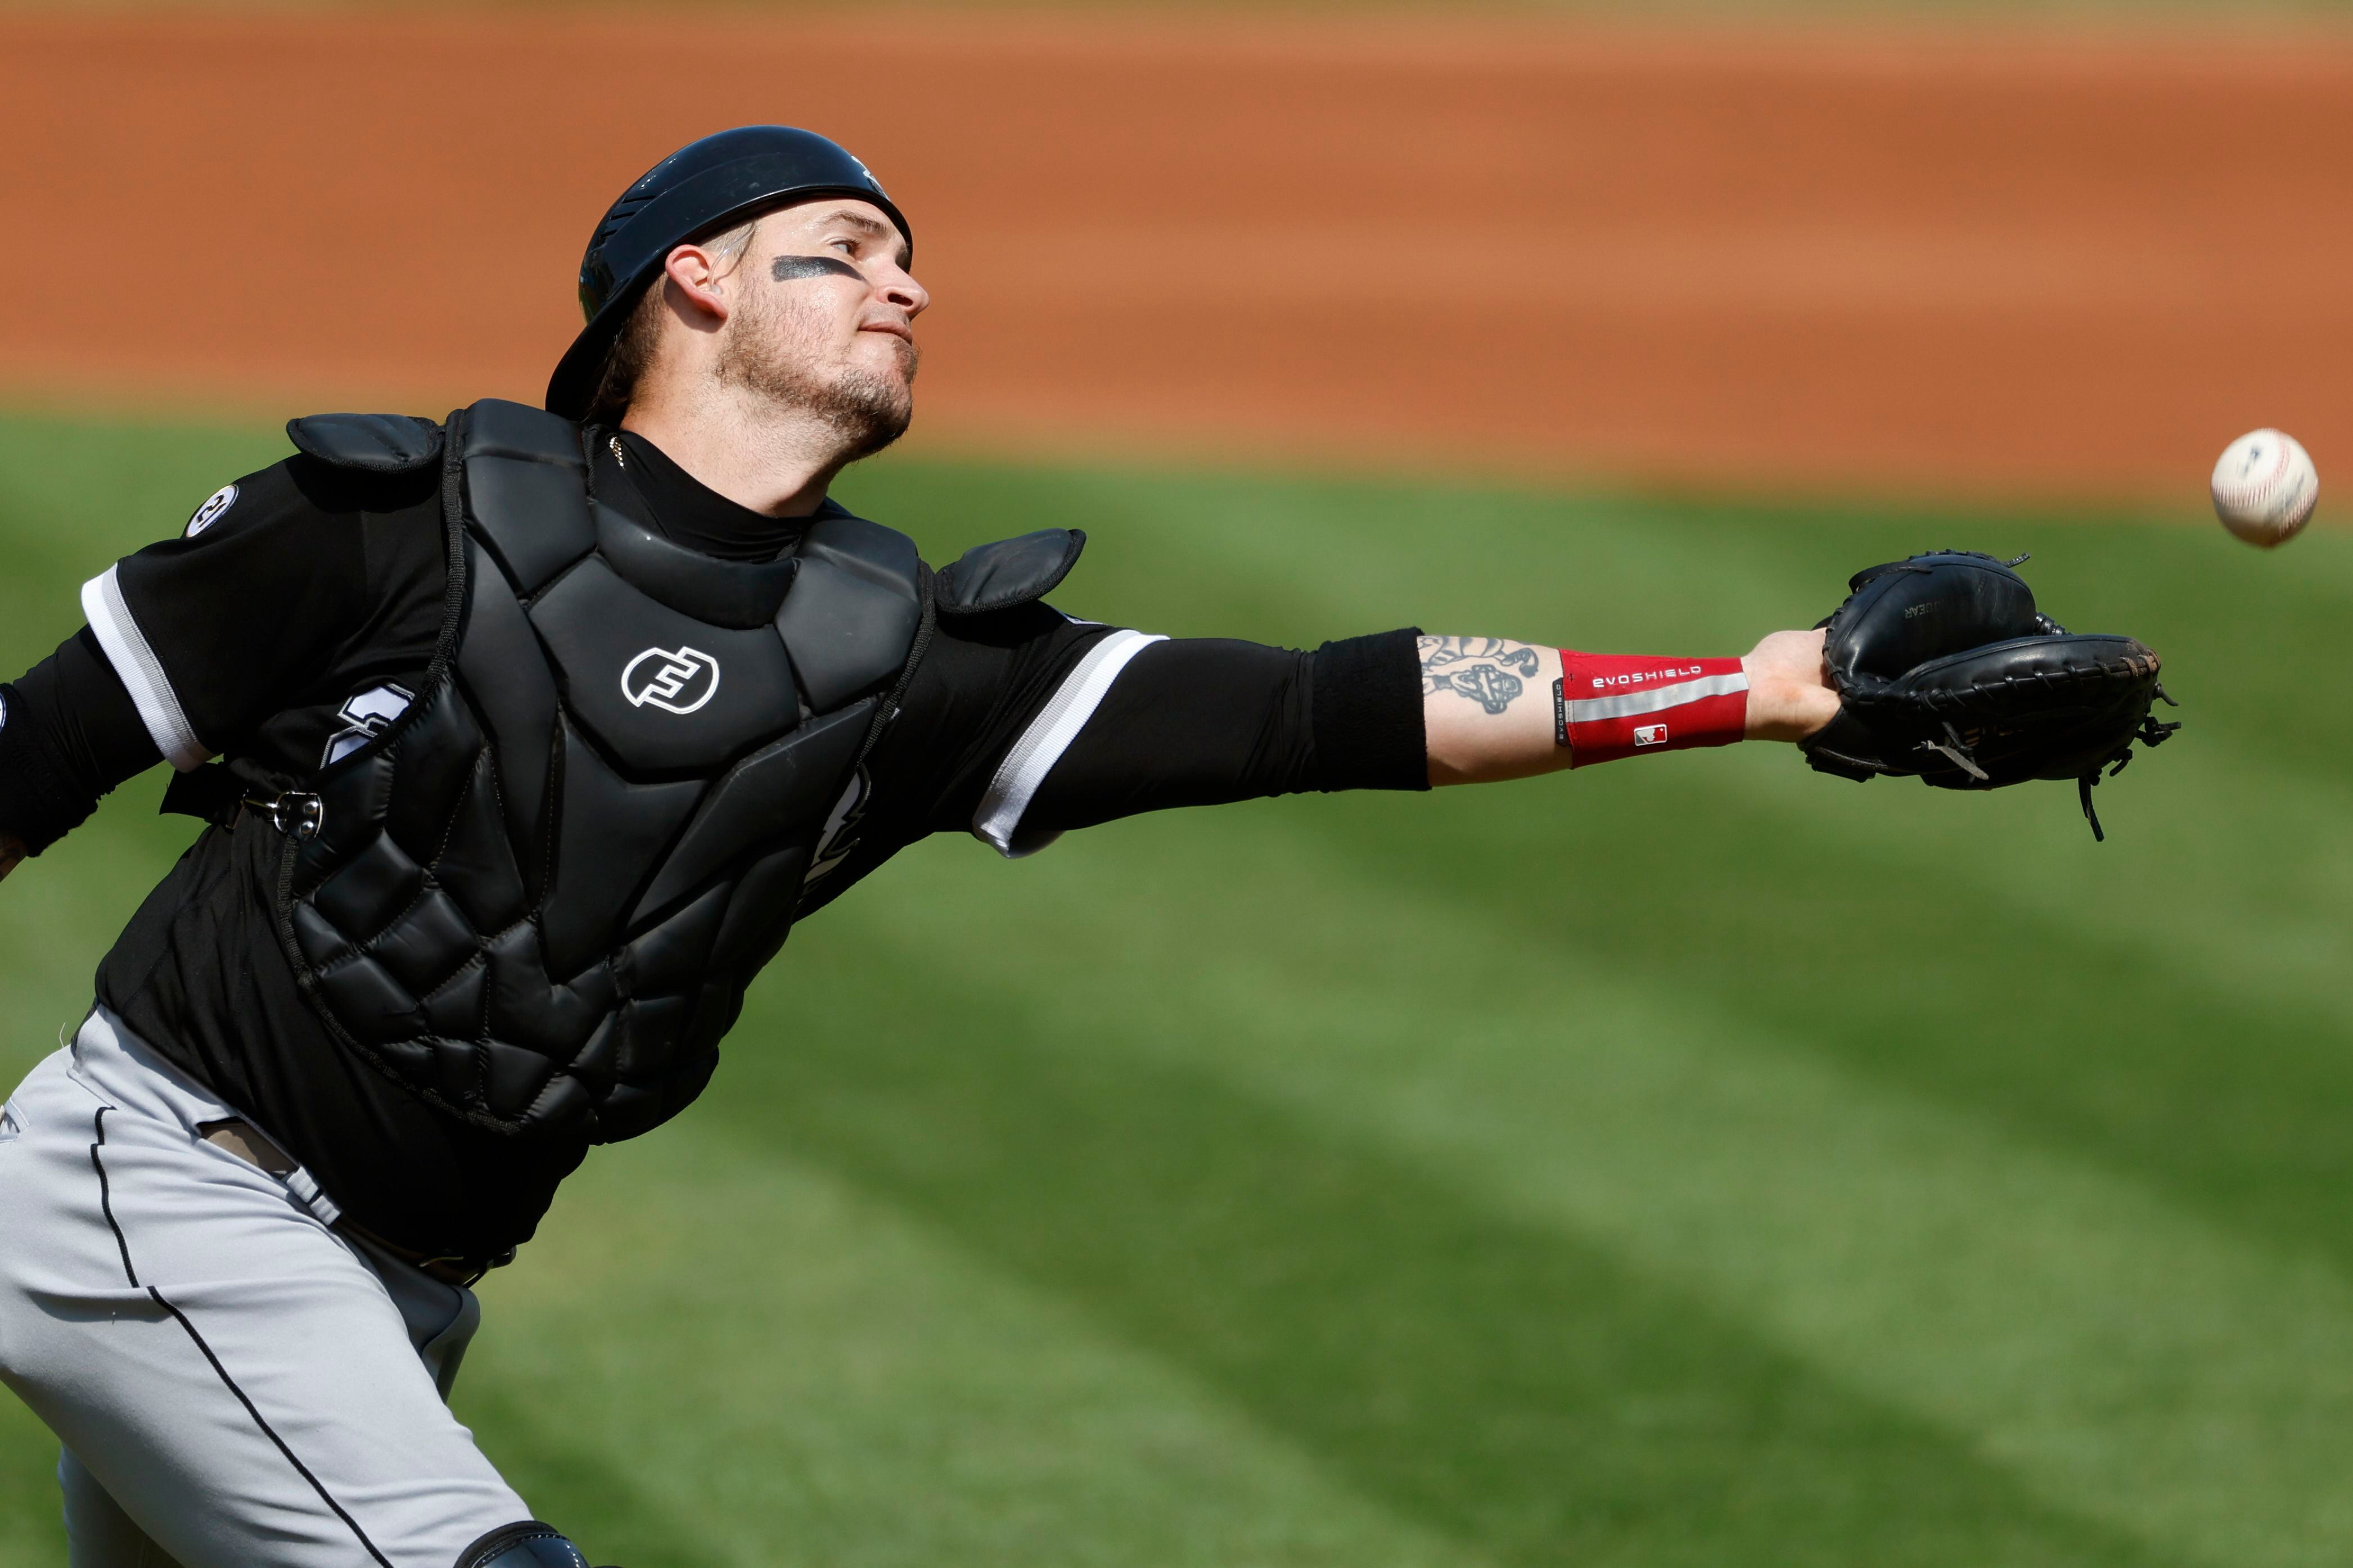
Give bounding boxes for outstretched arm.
[1423,628,1838,787]
[878,616,1837,870]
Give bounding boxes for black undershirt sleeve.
[802,614,1427,918]
[1023,636,1312,830]
[1020,637,1312,832]
[1020,627,1426,834]
[1308,628,1429,792]
[890,617,1427,844]
[0,630,164,853]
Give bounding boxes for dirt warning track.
[6,12,2351,501]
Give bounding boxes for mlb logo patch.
[1634,724,1669,747]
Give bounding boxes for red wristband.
[1553,651,1748,767]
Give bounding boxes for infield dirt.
[5,11,2350,501]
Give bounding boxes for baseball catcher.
[0,127,2175,1568]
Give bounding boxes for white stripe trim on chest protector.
[973,628,1167,858]
[1565,671,1750,724]
[80,564,211,771]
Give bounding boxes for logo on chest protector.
[323,684,415,766]
[622,647,722,715]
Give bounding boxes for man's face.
[714,198,927,459]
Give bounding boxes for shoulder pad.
[935,528,1085,617]
[286,413,444,474]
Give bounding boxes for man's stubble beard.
[715,282,917,462]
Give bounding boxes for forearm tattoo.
[1419,636,1541,716]
[0,835,22,883]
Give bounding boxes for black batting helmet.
[545,125,912,419]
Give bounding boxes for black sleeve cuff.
[0,630,164,855]
[0,683,94,854]
[1310,628,1427,792]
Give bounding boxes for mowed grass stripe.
[715,903,2177,1568]
[832,801,2353,1565]
[1360,750,2353,1276]
[465,1138,1487,1568]
[824,456,2353,1560]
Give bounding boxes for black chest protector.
[273,400,928,1142]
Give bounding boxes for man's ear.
[660,242,734,327]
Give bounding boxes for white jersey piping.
[81,564,211,771]
[973,628,1166,858]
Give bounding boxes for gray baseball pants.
[0,1009,531,1568]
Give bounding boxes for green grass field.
[1,412,2349,1566]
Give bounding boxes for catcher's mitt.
[1800,550,2179,840]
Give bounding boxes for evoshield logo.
[1590,666,1703,690]
[622,647,720,715]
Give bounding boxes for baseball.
[2211,428,2319,548]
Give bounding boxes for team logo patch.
[322,684,415,766]
[623,647,721,715]
[186,484,238,537]
[1634,724,1669,747]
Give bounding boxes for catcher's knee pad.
[456,1520,592,1568]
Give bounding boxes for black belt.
[200,1119,509,1287]
[336,1219,515,1290]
